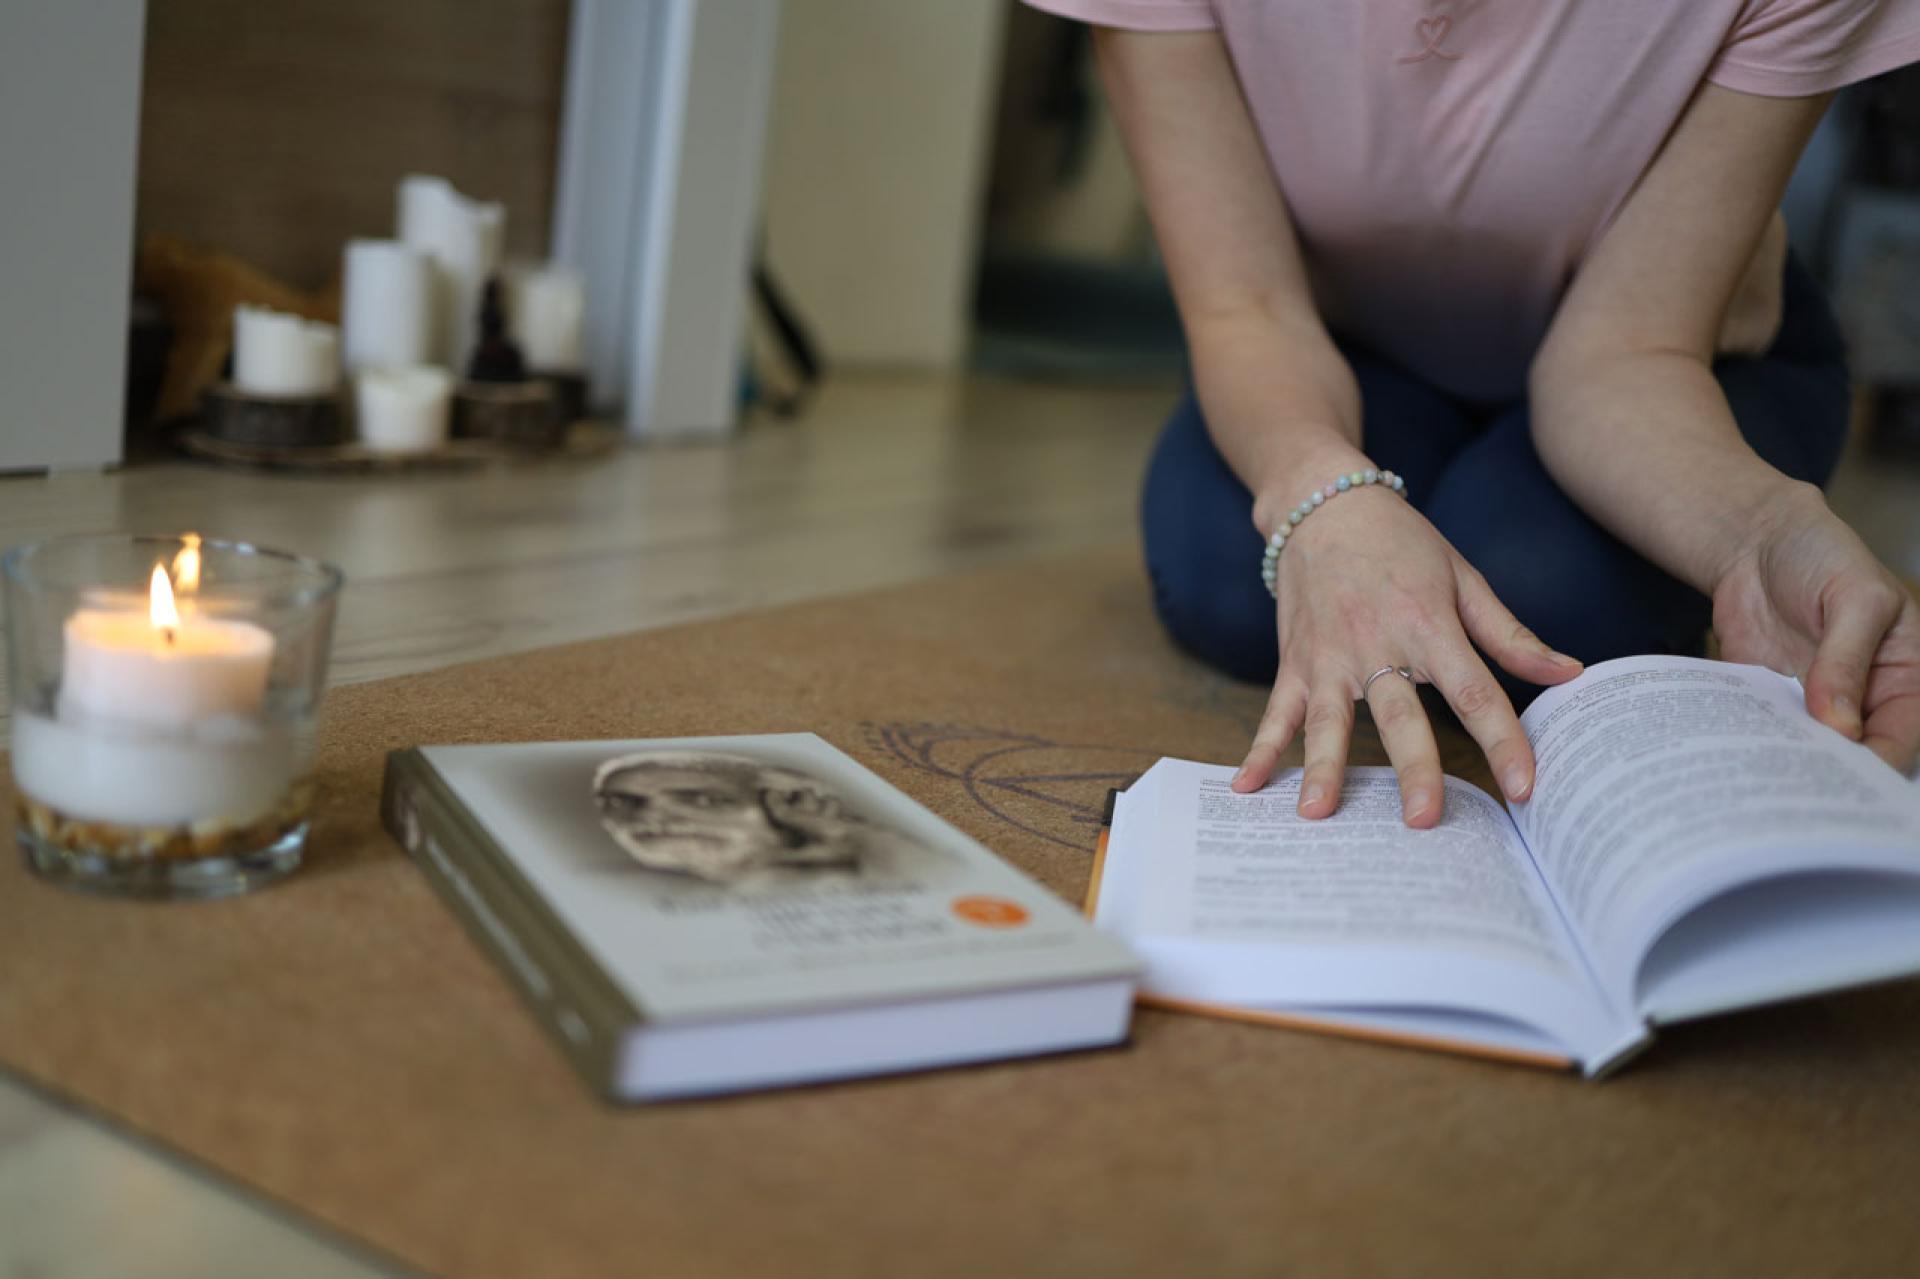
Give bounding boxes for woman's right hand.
[1230,469,1584,826]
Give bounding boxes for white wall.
[554,0,780,438]
[0,2,146,472]
[760,0,1007,371]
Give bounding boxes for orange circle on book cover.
[951,895,1030,928]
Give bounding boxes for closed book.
[381,733,1139,1101]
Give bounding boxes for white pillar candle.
[233,304,339,396]
[342,239,434,373]
[354,365,454,453]
[506,263,586,372]
[13,566,291,828]
[397,174,506,370]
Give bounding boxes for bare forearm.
[1188,309,1374,536]
[1529,349,1815,593]
[1091,26,1375,534]
[1527,86,1834,596]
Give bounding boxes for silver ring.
[1362,665,1416,697]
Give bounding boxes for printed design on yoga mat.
[864,723,1156,852]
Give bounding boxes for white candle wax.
[397,174,506,369]
[233,305,340,396]
[506,264,585,372]
[354,365,453,453]
[12,711,299,829]
[342,239,434,373]
[58,607,274,728]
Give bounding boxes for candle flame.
[172,533,202,593]
[149,564,180,631]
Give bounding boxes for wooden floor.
[3,371,1918,1276]
[0,376,1174,731]
[0,373,1176,1276]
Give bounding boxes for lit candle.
[11,550,295,829]
[59,565,273,725]
[233,305,340,397]
[354,365,454,453]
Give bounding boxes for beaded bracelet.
[1260,467,1406,598]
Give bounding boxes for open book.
[1093,656,1920,1076]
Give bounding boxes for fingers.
[1861,600,1920,772]
[1234,675,1306,793]
[1364,671,1444,827]
[1863,689,1920,773]
[1298,690,1354,819]
[1425,636,1537,802]
[1455,565,1583,687]
[1805,581,1903,741]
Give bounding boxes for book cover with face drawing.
[591,749,952,893]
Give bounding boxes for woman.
[1032,0,1920,826]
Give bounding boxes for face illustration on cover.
[592,750,942,888]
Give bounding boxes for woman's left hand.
[1712,482,1920,772]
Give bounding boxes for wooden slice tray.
[178,421,622,474]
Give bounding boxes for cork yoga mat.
[4,546,1919,1278]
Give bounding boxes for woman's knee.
[1459,522,1707,664]
[1146,555,1278,683]
[1430,426,1710,669]
[1140,394,1280,682]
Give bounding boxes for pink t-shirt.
[1029,0,1920,400]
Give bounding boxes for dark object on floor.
[748,255,823,417]
[467,278,528,384]
[200,380,345,448]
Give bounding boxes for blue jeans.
[1140,254,1852,703]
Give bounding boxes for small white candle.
[10,563,292,828]
[506,264,586,372]
[354,365,453,453]
[233,305,339,397]
[342,239,434,373]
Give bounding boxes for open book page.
[1510,656,1920,1004]
[1099,760,1632,1065]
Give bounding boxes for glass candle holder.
[3,534,342,899]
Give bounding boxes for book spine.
[1085,787,1121,918]
[1583,1028,1656,1081]
[380,749,642,1100]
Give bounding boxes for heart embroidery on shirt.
[1398,13,1463,64]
